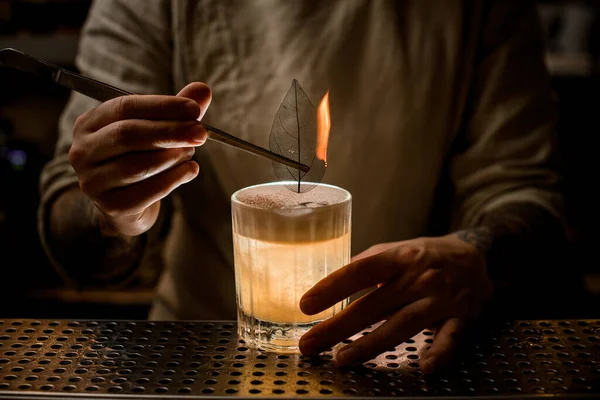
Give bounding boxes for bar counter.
[0,319,599,399]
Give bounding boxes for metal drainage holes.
[0,319,598,396]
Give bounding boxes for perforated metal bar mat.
[0,319,599,399]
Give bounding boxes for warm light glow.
[316,90,330,165]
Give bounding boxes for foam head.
[231,182,351,242]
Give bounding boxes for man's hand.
[298,233,493,373]
[68,83,211,237]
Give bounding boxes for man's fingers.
[299,274,427,356]
[177,82,212,121]
[420,317,466,374]
[81,95,200,131]
[299,253,395,315]
[334,296,447,367]
[350,242,398,263]
[80,148,196,196]
[301,249,412,315]
[95,160,199,218]
[75,119,206,165]
[300,289,396,356]
[301,244,431,316]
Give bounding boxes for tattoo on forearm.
[455,227,494,256]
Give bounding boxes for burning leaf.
[269,79,326,193]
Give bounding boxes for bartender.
[38,0,567,373]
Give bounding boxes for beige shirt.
[38,0,564,320]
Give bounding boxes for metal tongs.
[0,48,309,173]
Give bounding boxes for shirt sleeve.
[450,0,566,231]
[38,0,174,287]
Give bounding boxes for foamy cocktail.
[231,182,352,353]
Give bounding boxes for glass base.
[237,309,322,353]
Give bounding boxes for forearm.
[454,202,567,283]
[47,187,146,287]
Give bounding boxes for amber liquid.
[233,232,350,352]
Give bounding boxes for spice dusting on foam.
[236,184,348,210]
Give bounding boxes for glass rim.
[231,181,352,211]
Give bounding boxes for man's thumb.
[177,82,212,120]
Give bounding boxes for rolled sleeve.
[450,0,566,230]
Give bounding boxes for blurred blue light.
[7,149,27,169]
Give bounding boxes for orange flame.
[316,91,330,166]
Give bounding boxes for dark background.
[1,0,599,320]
